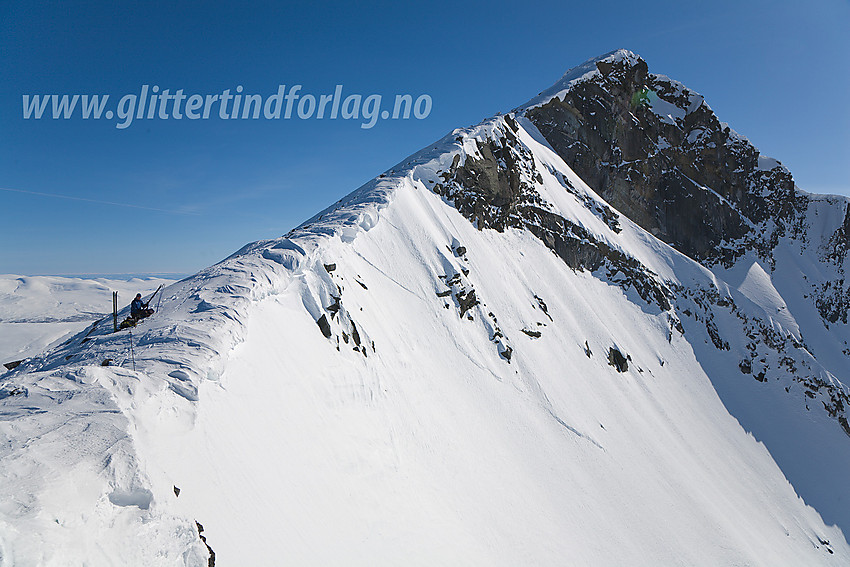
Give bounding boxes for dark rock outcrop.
[524,53,805,265]
[608,347,629,372]
[435,130,673,312]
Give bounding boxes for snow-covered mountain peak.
[2,51,850,566]
[520,48,641,111]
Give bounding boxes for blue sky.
[2,0,848,275]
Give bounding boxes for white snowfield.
[1,50,849,566]
[0,275,174,364]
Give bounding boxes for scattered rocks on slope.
[534,295,553,321]
[678,284,850,438]
[435,247,514,364]
[311,266,374,357]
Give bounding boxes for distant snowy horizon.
[1,273,189,280]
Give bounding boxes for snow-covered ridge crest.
[0,116,526,566]
[5,117,521,392]
[518,48,708,128]
[518,48,639,111]
[4,82,843,454]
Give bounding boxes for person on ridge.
[130,293,154,320]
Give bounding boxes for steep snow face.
[516,48,850,533]
[1,52,849,565]
[165,180,846,565]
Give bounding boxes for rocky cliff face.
[523,51,810,265]
[522,49,850,335]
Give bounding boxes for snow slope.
[1,51,849,565]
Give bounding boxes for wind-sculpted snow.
[0,154,425,565]
[2,50,850,565]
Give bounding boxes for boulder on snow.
[608,347,629,372]
[316,314,332,338]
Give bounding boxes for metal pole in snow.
[129,328,135,372]
[112,291,118,333]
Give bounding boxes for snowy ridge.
[0,136,462,566]
[0,275,172,364]
[518,48,639,111]
[2,51,850,565]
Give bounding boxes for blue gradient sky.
[2,0,848,275]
